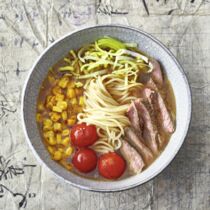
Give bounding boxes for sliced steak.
[145,77,158,91]
[120,140,145,174]
[153,91,175,133]
[134,99,159,155]
[140,88,166,147]
[124,127,154,165]
[141,87,155,104]
[150,59,163,87]
[127,101,143,136]
[142,80,175,134]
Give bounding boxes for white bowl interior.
[22,25,191,191]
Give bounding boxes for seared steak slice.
[141,88,155,105]
[143,80,175,134]
[150,59,163,87]
[153,91,175,133]
[145,77,158,91]
[134,99,159,155]
[124,127,154,165]
[120,140,145,174]
[127,101,143,136]
[140,88,166,147]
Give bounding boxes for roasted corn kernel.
[58,147,64,153]
[55,94,65,101]
[48,136,56,145]
[43,125,53,131]
[78,96,85,106]
[61,137,69,146]
[67,88,76,99]
[47,146,55,154]
[46,96,56,110]
[53,151,62,160]
[47,95,56,104]
[46,95,53,103]
[44,130,54,138]
[61,111,68,120]
[37,103,44,111]
[46,101,54,110]
[58,77,69,88]
[46,95,52,103]
[56,133,62,144]
[43,126,53,131]
[50,112,61,122]
[43,119,53,127]
[52,86,62,95]
[52,106,62,113]
[43,119,53,130]
[62,129,70,137]
[53,122,62,131]
[67,117,76,126]
[71,98,77,105]
[36,113,42,122]
[67,81,75,88]
[56,101,67,110]
[65,147,73,156]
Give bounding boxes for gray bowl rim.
[21,24,192,192]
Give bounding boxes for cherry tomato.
[71,123,98,147]
[72,148,97,173]
[98,152,126,179]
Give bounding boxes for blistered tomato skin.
[72,148,97,173]
[98,152,126,179]
[71,123,98,147]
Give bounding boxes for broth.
[36,39,176,180]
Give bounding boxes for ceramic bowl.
[22,25,192,192]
